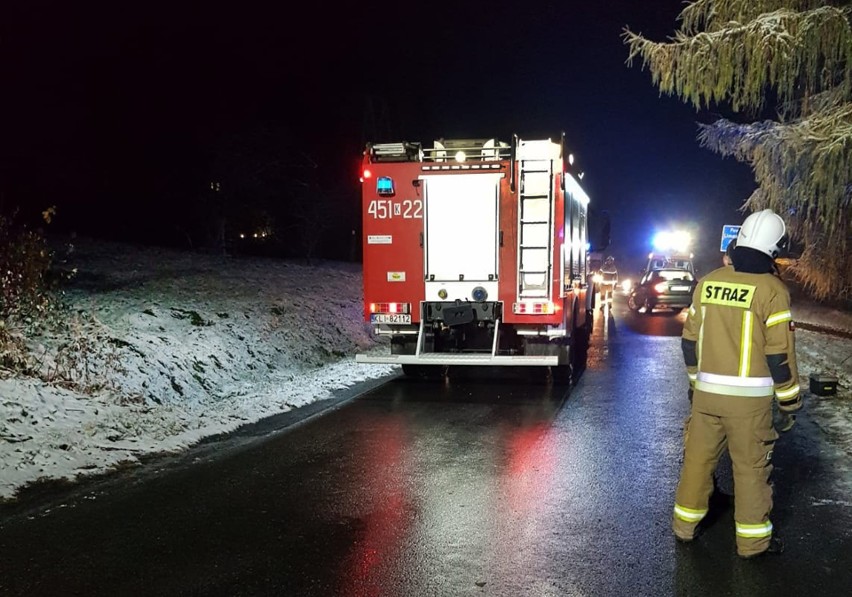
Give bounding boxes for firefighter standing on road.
[673,209,802,559]
[600,256,618,307]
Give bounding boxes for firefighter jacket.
[681,266,802,413]
[600,264,618,286]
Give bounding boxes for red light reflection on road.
[472,419,560,580]
[504,421,556,505]
[337,417,409,597]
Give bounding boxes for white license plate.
[371,314,412,324]
[671,286,691,292]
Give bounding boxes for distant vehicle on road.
[643,251,696,276]
[627,267,696,314]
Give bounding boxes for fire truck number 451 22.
[367,199,423,220]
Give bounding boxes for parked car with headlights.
[627,267,696,314]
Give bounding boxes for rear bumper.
[651,294,692,308]
[355,352,557,366]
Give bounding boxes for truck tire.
[550,362,573,385]
[550,305,576,385]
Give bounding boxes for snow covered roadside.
[1,238,850,503]
[1,239,396,502]
[0,358,397,502]
[791,303,852,457]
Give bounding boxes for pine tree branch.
[623,6,852,112]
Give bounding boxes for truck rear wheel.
[550,362,573,385]
[549,334,574,386]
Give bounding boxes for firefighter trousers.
[673,392,778,557]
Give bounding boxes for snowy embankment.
[1,238,850,503]
[1,239,395,502]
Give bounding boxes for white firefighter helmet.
[736,209,788,258]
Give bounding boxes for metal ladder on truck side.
[516,139,557,300]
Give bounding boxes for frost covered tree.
[624,0,852,300]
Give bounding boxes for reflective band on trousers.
[674,504,708,523]
[736,520,773,538]
[776,384,800,399]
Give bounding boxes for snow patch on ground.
[1,239,396,501]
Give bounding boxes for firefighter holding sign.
[673,209,802,558]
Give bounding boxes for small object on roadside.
[809,373,838,396]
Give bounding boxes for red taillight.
[369,302,410,314]
[362,168,372,179]
[653,282,668,293]
[513,301,554,314]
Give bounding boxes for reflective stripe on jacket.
[681,266,802,411]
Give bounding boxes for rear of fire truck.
[355,135,595,381]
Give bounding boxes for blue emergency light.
[376,176,395,196]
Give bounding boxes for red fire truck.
[355,135,599,381]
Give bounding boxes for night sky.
[2,1,755,274]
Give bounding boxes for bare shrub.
[0,213,53,323]
[0,211,58,374]
[43,314,127,394]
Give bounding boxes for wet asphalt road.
[1,295,851,596]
